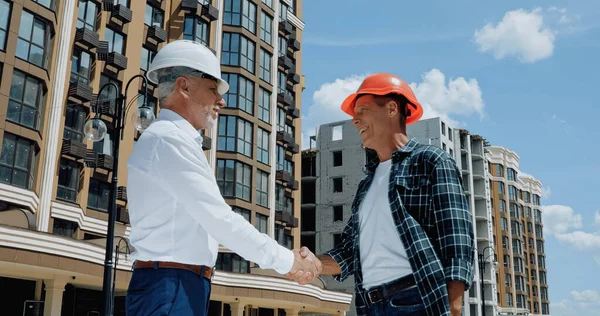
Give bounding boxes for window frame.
[257,128,269,165]
[8,69,46,131]
[0,133,37,190]
[183,14,210,46]
[16,10,51,69]
[221,73,255,114]
[57,158,81,203]
[256,169,269,208]
[216,159,252,202]
[0,0,12,51]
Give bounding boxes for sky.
[298,0,600,315]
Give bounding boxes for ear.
[176,77,191,98]
[386,100,398,118]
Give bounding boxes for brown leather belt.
[365,274,417,304]
[133,260,215,280]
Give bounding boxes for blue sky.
[299,0,600,314]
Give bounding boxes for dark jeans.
[366,286,426,316]
[126,267,211,315]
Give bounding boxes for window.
[52,218,77,237]
[0,0,11,51]
[217,115,252,157]
[278,71,286,94]
[222,33,255,73]
[140,47,156,71]
[332,125,343,141]
[88,178,110,211]
[276,108,293,133]
[275,184,284,212]
[258,87,270,123]
[279,2,288,21]
[278,36,287,57]
[259,49,272,83]
[63,104,86,142]
[216,159,252,201]
[183,15,209,46]
[501,217,507,231]
[333,233,342,247]
[8,70,45,130]
[333,177,343,193]
[16,11,51,68]
[496,164,504,177]
[533,194,541,206]
[507,168,517,181]
[505,292,513,307]
[262,0,272,8]
[257,128,269,165]
[145,4,164,27]
[333,205,343,222]
[0,134,36,189]
[255,213,267,233]
[77,0,97,31]
[216,253,249,274]
[99,75,121,108]
[221,73,254,114]
[71,49,93,85]
[509,185,518,200]
[497,181,505,195]
[542,303,549,315]
[260,11,272,45]
[224,0,256,33]
[441,122,446,135]
[333,151,342,167]
[448,127,452,140]
[500,199,506,212]
[93,123,113,155]
[104,27,125,54]
[256,170,268,207]
[57,159,81,203]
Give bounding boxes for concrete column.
[43,279,68,316]
[230,302,245,316]
[285,308,300,316]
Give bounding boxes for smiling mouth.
[359,127,367,135]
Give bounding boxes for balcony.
[74,27,100,48]
[117,206,130,224]
[181,0,219,21]
[276,170,292,184]
[202,135,212,150]
[278,56,294,70]
[277,93,293,107]
[83,150,113,171]
[287,142,299,154]
[68,81,94,102]
[106,51,128,70]
[289,39,301,51]
[287,107,300,119]
[276,131,294,145]
[61,139,87,160]
[287,180,299,190]
[275,210,298,228]
[279,20,293,35]
[288,72,301,85]
[117,186,127,202]
[147,25,167,43]
[110,4,133,24]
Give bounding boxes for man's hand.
[286,247,322,285]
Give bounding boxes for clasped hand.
[285,246,322,285]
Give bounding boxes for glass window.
[16,11,50,68]
[260,11,272,45]
[0,133,36,189]
[259,48,272,83]
[216,159,252,201]
[145,4,164,27]
[88,178,110,211]
[255,213,267,233]
[256,170,268,207]
[57,158,81,203]
[140,47,156,71]
[224,0,256,34]
[279,2,288,21]
[0,0,12,50]
[258,88,270,123]
[222,33,255,73]
[216,253,249,274]
[70,49,93,85]
[217,115,252,157]
[278,36,287,57]
[77,0,97,31]
[104,27,125,54]
[221,73,254,114]
[52,218,77,237]
[99,75,121,109]
[261,0,272,8]
[257,128,269,165]
[183,15,209,46]
[8,70,45,130]
[63,104,86,142]
[93,124,113,155]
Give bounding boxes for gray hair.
[156,66,202,103]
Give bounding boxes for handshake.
[285,246,323,285]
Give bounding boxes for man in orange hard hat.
[292,73,474,316]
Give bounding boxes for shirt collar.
[364,138,420,172]
[157,109,203,141]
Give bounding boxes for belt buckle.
[367,289,382,304]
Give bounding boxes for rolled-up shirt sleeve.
[153,133,294,275]
[325,213,356,282]
[431,157,475,289]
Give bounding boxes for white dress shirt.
[126,109,294,275]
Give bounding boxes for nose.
[217,98,226,107]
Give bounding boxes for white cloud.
[541,187,552,199]
[554,231,600,252]
[301,69,485,149]
[552,291,600,316]
[473,7,580,63]
[542,205,583,234]
[595,210,600,227]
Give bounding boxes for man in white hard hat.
[125,40,321,315]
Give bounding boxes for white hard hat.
[146,40,229,95]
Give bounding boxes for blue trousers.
[126,267,211,315]
[365,286,426,316]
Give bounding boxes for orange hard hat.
[341,73,423,125]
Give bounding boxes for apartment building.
[0,0,351,315]
[301,118,497,316]
[487,146,550,316]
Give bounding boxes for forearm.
[317,254,342,276]
[447,281,465,316]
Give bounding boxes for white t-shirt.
[359,159,413,289]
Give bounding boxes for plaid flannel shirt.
[325,138,475,316]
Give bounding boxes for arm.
[431,158,475,313]
[323,213,357,281]
[153,134,295,274]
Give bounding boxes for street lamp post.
[84,74,155,316]
[479,246,495,316]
